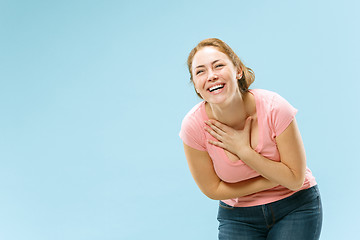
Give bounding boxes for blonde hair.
[187,38,255,98]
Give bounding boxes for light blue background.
[1,0,359,239]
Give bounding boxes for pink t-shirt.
[179,89,317,207]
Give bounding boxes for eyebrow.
[195,59,221,69]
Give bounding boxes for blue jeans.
[217,185,322,240]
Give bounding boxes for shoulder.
[251,89,297,136]
[179,101,207,151]
[250,89,291,109]
[181,101,206,126]
[250,88,281,110]
[250,88,280,100]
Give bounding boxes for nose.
[207,69,218,81]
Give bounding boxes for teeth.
[209,84,224,92]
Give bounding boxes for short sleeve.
[179,111,207,151]
[270,93,298,137]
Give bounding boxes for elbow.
[287,177,305,191]
[207,193,222,201]
[203,189,221,200]
[207,194,219,200]
[201,184,222,200]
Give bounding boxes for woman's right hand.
[204,117,253,159]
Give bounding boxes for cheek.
[192,80,200,92]
[193,77,206,89]
[224,71,237,83]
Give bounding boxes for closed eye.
[215,64,224,68]
[196,70,204,75]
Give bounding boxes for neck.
[207,92,253,130]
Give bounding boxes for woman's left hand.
[205,117,253,158]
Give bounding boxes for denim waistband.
[219,185,320,210]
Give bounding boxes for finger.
[207,139,225,148]
[206,120,228,133]
[204,126,223,141]
[244,116,252,132]
[205,121,225,135]
[208,122,225,135]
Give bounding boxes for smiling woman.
[187,38,255,99]
[179,38,322,240]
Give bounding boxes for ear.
[236,68,243,79]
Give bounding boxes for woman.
[179,38,322,240]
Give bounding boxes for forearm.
[238,148,304,191]
[208,176,278,200]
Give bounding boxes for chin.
[206,96,228,105]
[209,93,238,106]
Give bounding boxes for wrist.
[236,146,254,160]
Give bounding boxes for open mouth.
[208,84,225,92]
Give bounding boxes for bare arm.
[206,118,306,191]
[183,143,278,200]
[238,119,306,191]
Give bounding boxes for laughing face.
[191,46,242,105]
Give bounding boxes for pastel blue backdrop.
[1,0,359,239]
